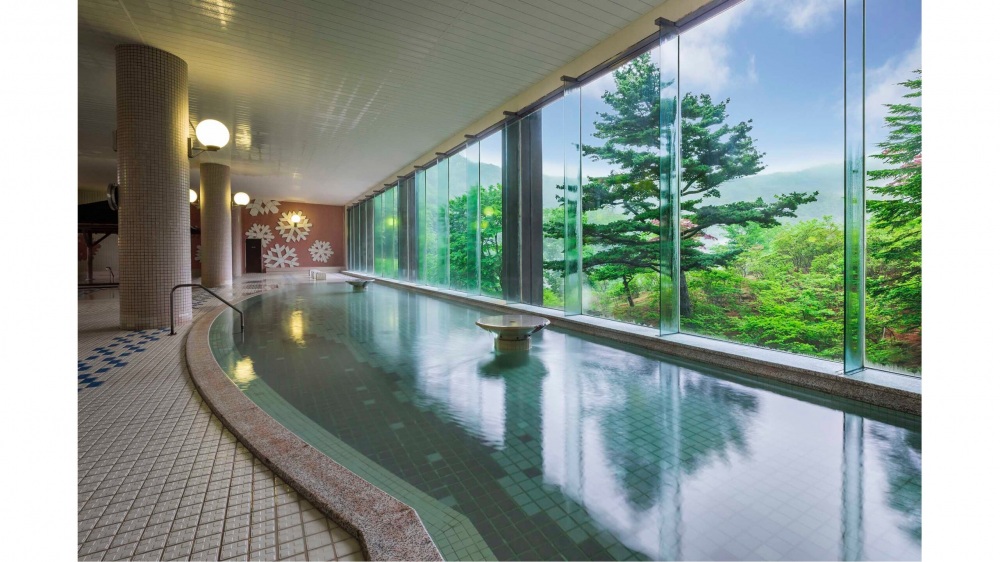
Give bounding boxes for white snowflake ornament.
[194,244,201,262]
[276,211,312,242]
[264,244,299,268]
[247,199,281,216]
[308,240,333,263]
[245,223,275,247]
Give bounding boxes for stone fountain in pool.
[475,314,550,351]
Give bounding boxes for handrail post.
[170,284,177,335]
[169,284,245,336]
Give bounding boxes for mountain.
[461,160,845,226]
[711,162,845,223]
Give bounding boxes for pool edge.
[185,292,444,562]
[343,272,921,417]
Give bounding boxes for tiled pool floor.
[210,282,922,561]
[78,273,365,561]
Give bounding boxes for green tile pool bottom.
[210,284,921,561]
[209,347,495,560]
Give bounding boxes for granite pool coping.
[342,272,921,416]
[185,291,443,562]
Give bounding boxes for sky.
[534,0,921,180]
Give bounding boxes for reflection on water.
[231,356,257,386]
[211,284,921,561]
[287,308,306,347]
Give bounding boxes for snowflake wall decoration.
[247,199,281,216]
[308,240,333,263]
[264,244,299,268]
[276,211,312,242]
[245,223,275,247]
[194,244,201,262]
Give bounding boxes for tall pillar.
[116,44,191,329]
[199,163,233,288]
[231,205,243,279]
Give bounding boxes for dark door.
[245,239,263,273]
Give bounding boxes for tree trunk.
[679,270,692,317]
[623,276,635,307]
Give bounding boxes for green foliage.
[865,70,921,372]
[479,184,503,297]
[447,183,504,295]
[684,219,844,359]
[544,53,818,323]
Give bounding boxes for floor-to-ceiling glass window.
[342,0,919,376]
[424,160,449,288]
[479,131,504,299]
[388,184,399,280]
[539,98,568,310]
[864,1,922,376]
[577,50,663,327]
[365,198,374,274]
[678,0,845,361]
[348,205,356,270]
[374,192,385,277]
[449,147,478,293]
[415,171,426,284]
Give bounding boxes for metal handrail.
[170,284,244,335]
[106,266,115,283]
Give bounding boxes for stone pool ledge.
[185,292,443,562]
[343,272,920,416]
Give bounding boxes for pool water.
[209,283,921,561]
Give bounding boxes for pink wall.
[79,200,345,276]
[238,200,345,271]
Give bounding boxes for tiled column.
[231,205,243,278]
[199,163,232,288]
[116,44,191,329]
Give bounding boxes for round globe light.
[195,119,230,149]
[233,192,250,206]
[290,212,302,224]
[189,189,198,203]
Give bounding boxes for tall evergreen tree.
[866,70,921,368]
[545,53,818,314]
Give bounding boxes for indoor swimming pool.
[208,283,921,561]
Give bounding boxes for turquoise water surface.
[209,283,921,561]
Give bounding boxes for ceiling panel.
[78,0,662,204]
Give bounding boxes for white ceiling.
[78,0,665,205]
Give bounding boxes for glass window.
[424,161,449,288]
[479,131,504,299]
[678,0,845,361]
[449,148,478,293]
[864,0,922,375]
[539,98,567,310]
[578,51,663,327]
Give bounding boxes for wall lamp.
[188,119,231,158]
[233,192,250,206]
[290,212,302,224]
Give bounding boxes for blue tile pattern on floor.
[78,330,167,391]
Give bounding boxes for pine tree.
[545,53,818,315]
[866,70,921,369]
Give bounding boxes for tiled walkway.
[78,273,365,561]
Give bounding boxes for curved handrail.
[170,284,244,335]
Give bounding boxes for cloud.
[679,5,743,95]
[865,35,922,140]
[761,0,845,33]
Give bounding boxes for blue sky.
[569,0,920,179]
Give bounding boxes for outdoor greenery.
[864,71,922,371]
[374,56,921,374]
[539,54,921,372]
